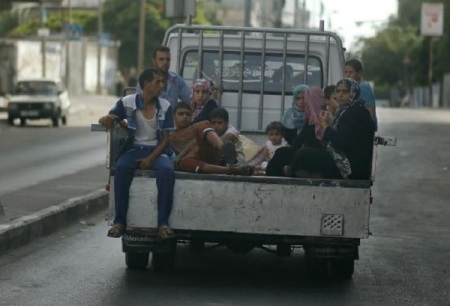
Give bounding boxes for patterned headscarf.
[191,78,212,119]
[331,78,363,129]
[281,84,309,130]
[304,87,326,140]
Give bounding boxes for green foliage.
[98,0,169,71]
[361,26,422,87]
[1,0,215,72]
[360,0,450,89]
[0,10,19,37]
[8,10,97,37]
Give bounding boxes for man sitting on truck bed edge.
[99,68,176,239]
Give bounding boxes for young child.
[209,107,246,166]
[170,102,253,175]
[324,85,339,115]
[191,78,218,124]
[247,121,288,171]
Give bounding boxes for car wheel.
[20,118,26,127]
[61,116,67,125]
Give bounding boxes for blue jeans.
[114,145,175,227]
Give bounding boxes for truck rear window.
[181,50,322,94]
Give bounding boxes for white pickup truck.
[93,24,395,279]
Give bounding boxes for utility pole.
[137,0,146,74]
[40,0,47,78]
[96,0,103,94]
[244,0,251,27]
[428,38,434,107]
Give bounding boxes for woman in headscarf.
[281,84,309,145]
[190,78,218,124]
[266,87,326,176]
[290,78,375,180]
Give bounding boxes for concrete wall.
[0,37,118,96]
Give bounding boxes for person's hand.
[136,156,154,170]
[326,100,339,114]
[174,156,183,169]
[319,110,333,129]
[98,114,118,128]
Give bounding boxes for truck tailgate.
[111,171,371,239]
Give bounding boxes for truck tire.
[151,250,176,272]
[7,116,14,126]
[125,251,149,269]
[331,260,354,279]
[305,256,328,279]
[62,116,67,125]
[20,118,26,127]
[276,244,292,257]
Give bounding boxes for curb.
[0,189,108,254]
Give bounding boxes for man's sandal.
[107,223,124,238]
[158,225,175,240]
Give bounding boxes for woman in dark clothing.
[290,78,375,180]
[190,79,218,124]
[266,87,326,176]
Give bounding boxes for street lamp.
[96,0,103,94]
[137,0,146,74]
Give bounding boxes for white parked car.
[7,79,71,127]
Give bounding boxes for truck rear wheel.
[20,118,26,127]
[7,116,14,126]
[305,256,328,278]
[331,260,354,279]
[125,251,149,269]
[151,250,176,272]
[62,116,67,125]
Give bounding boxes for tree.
[361,26,422,87]
[1,0,214,71]
[359,0,450,91]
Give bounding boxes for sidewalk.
[0,165,109,253]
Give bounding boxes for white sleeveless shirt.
[134,110,157,146]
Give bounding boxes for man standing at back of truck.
[344,59,378,130]
[136,46,191,107]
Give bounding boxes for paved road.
[1,106,449,305]
[0,95,114,222]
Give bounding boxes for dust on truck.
[93,24,395,279]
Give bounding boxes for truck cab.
[163,24,345,132]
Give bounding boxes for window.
[15,81,58,96]
[181,50,323,94]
